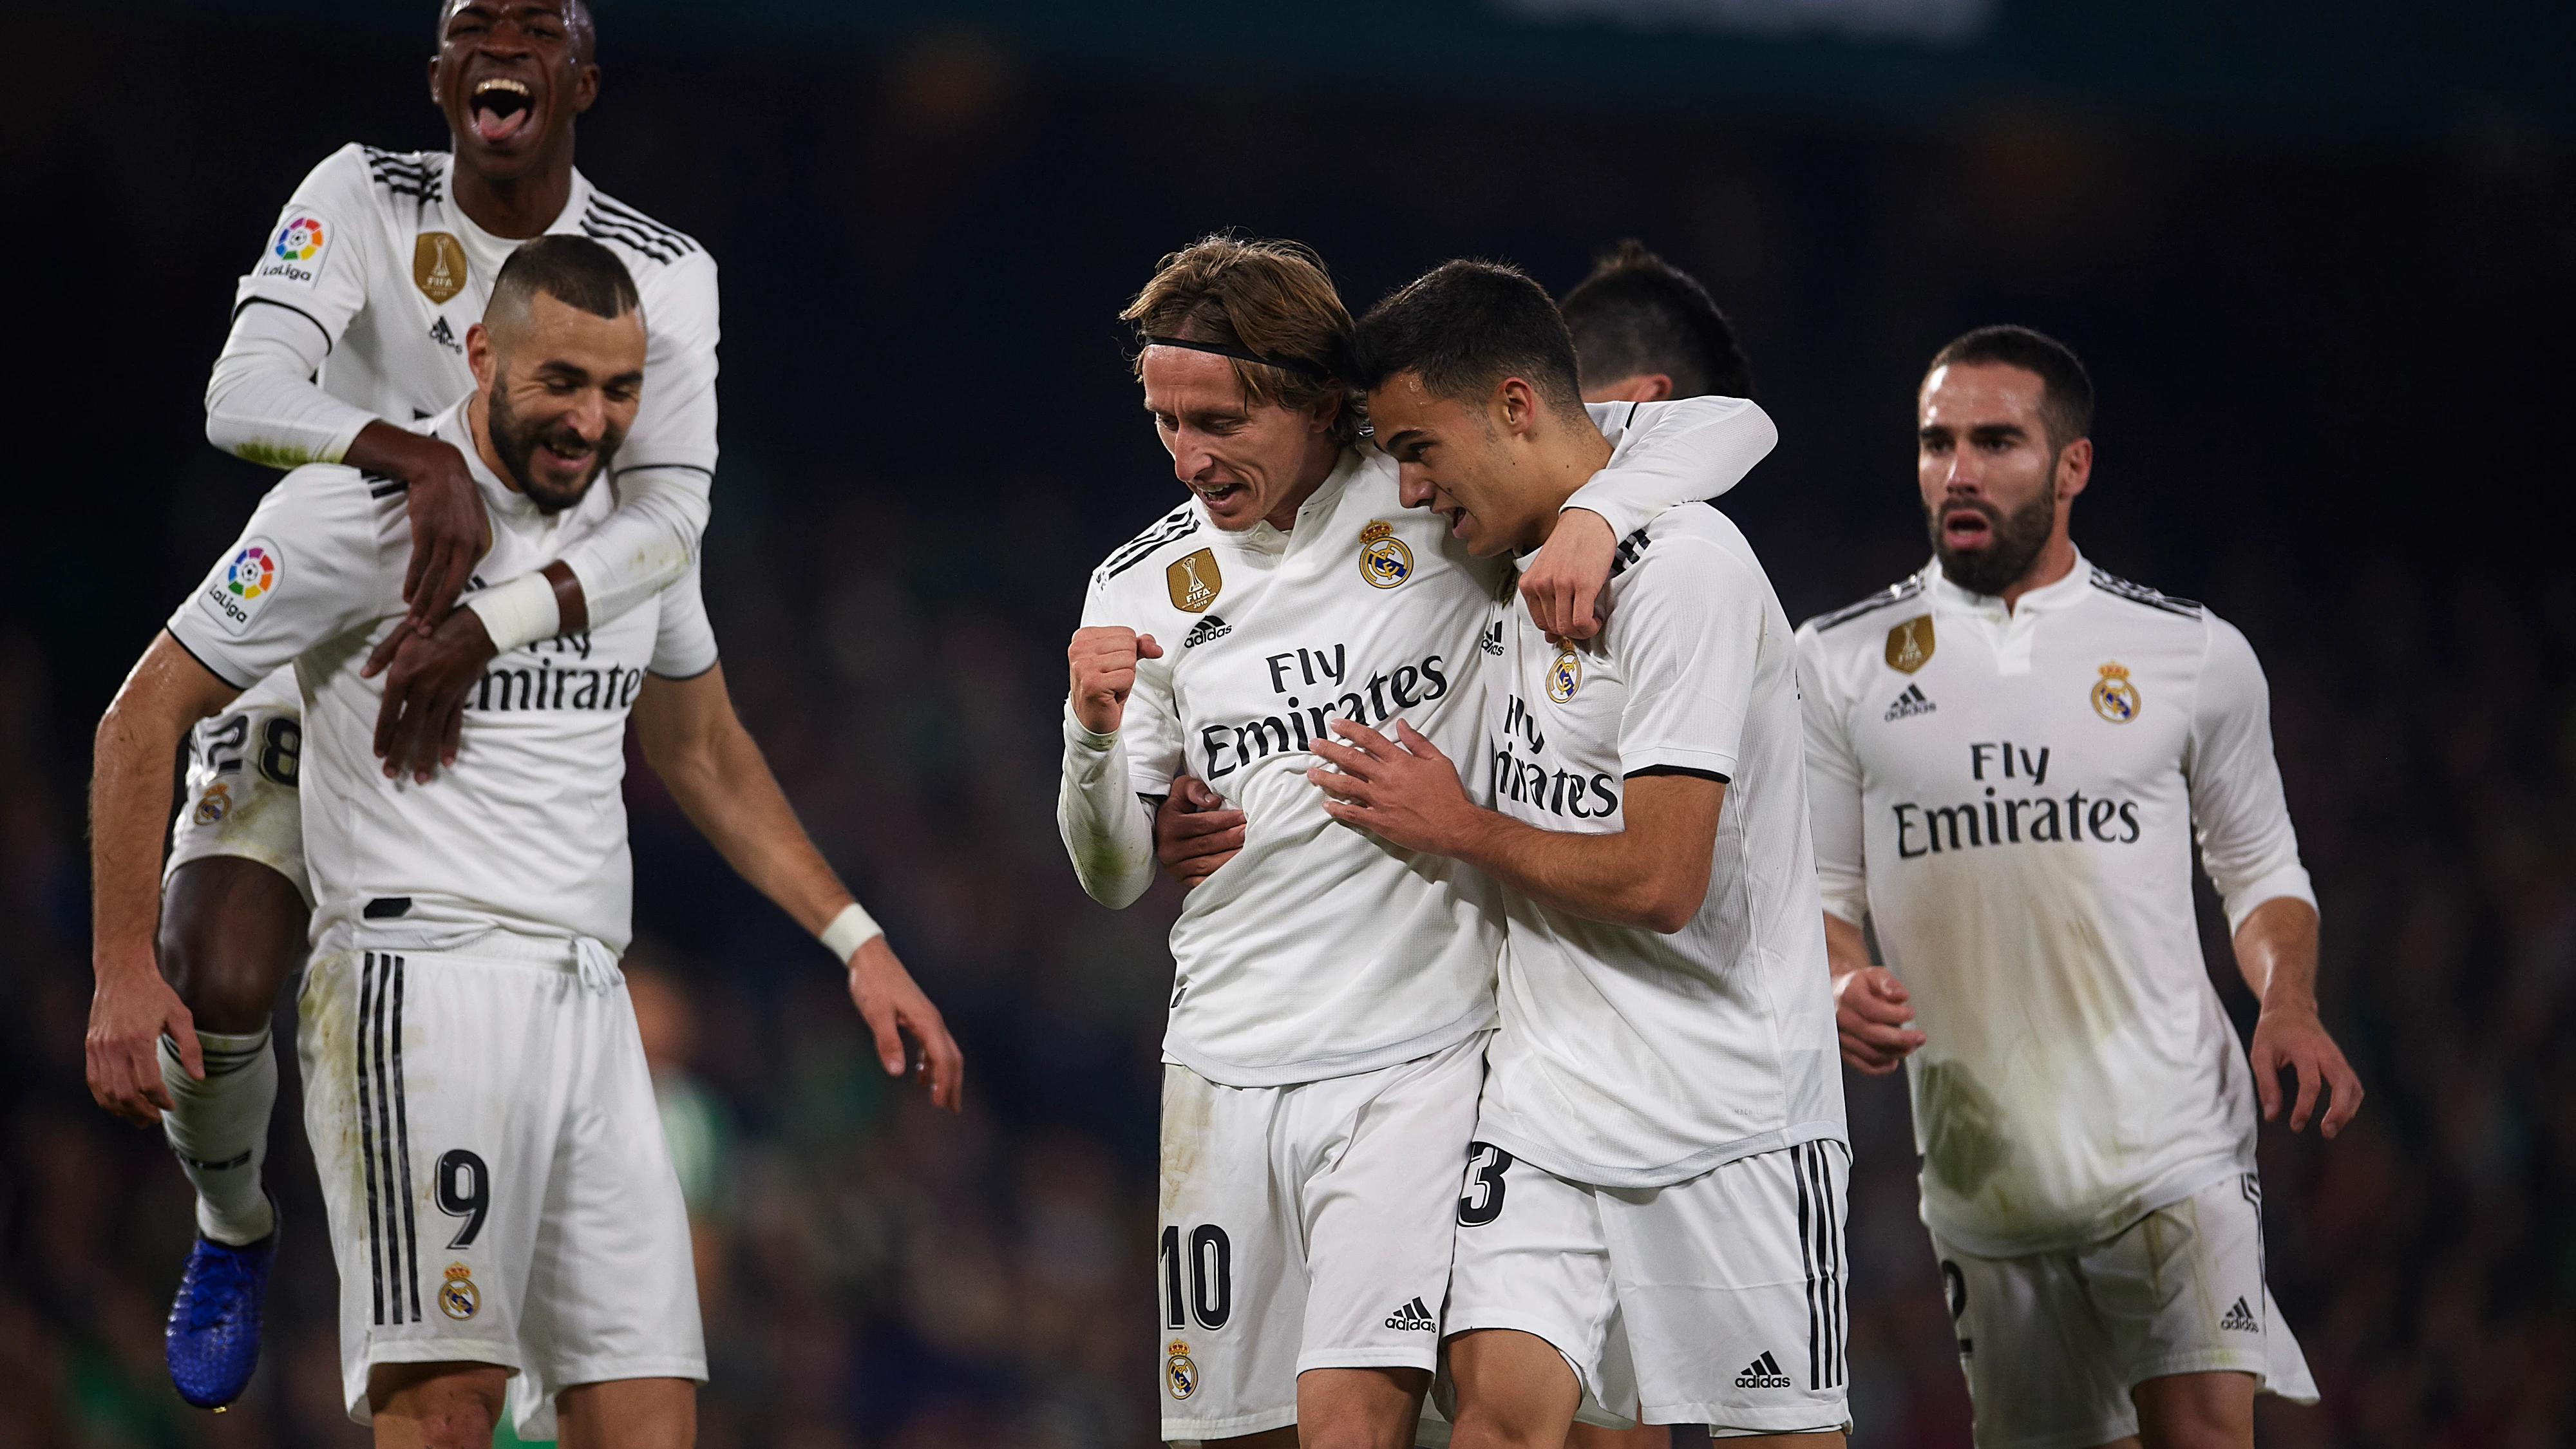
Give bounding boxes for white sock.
[160,1027,278,1245]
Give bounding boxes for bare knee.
[159,858,307,1032]
[366,1361,507,1448]
[2132,1370,2254,1449]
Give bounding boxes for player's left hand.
[2249,1006,2363,1137]
[366,607,498,782]
[846,936,965,1112]
[1519,507,1617,641]
[1307,717,1479,855]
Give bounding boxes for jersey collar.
[437,156,596,248]
[1204,445,1365,556]
[1922,547,2093,618]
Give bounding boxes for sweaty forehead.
[1919,362,2046,428]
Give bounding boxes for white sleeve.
[2186,616,2315,933]
[1615,539,1760,781]
[553,251,722,631]
[1796,625,1871,926]
[165,468,393,688]
[204,146,383,468]
[647,562,719,679]
[1055,576,1183,907]
[1561,395,1779,542]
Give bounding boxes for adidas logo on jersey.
[1736,1350,1793,1388]
[1883,683,1937,721]
[1480,620,1505,656]
[427,316,461,355]
[1183,614,1233,649]
[1383,1297,1437,1331]
[2219,1296,2260,1332]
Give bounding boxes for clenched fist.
[1068,626,1162,735]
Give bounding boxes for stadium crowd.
[4,472,2568,1445]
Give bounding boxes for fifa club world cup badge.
[414,232,466,304]
[439,1262,482,1321]
[1546,643,1582,703]
[1168,549,1223,614]
[1359,520,1414,589]
[2091,662,2141,723]
[1166,1339,1198,1400]
[1886,614,1935,673]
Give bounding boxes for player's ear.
[2054,437,2093,502]
[466,323,497,392]
[1495,377,1538,437]
[571,62,600,116]
[1307,390,1341,435]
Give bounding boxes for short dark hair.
[489,234,641,327]
[1347,260,1585,419]
[1926,325,2094,453]
[1560,240,1753,399]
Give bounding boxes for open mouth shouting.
[471,77,536,145]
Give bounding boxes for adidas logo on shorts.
[1883,683,1937,721]
[1384,1296,1437,1331]
[1735,1350,1794,1389]
[1183,614,1233,648]
[2219,1296,2260,1332]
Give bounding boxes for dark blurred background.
[5,1,2573,1444]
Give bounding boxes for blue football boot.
[166,1209,278,1410]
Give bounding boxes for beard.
[1926,486,2056,597]
[486,383,621,515]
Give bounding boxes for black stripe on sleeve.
[162,629,258,692]
[1624,765,1730,784]
[229,296,336,355]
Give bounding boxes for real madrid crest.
[1886,614,1935,674]
[413,232,466,305]
[439,1262,482,1321]
[1166,548,1223,614]
[193,782,233,826]
[1359,520,1414,589]
[2090,662,2141,723]
[1166,1338,1198,1400]
[1546,643,1582,703]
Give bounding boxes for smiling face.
[1140,346,1344,532]
[1916,361,2090,596]
[1368,372,1553,559]
[430,0,598,183]
[466,289,645,512]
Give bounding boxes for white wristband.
[819,902,884,963]
[462,571,562,654]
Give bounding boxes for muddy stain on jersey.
[1159,1066,1213,1220]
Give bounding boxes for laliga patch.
[256,209,336,289]
[200,538,283,636]
[2091,661,2141,723]
[1886,614,1934,673]
[413,231,466,304]
[1167,548,1222,613]
[1358,520,1414,589]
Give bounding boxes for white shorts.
[1156,1032,1487,1442]
[298,938,704,1441]
[165,673,310,904]
[1931,1172,2319,1449]
[1438,1139,1853,1437]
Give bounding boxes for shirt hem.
[1920,1153,2253,1259]
[1476,1117,1847,1190]
[1162,1003,1495,1088]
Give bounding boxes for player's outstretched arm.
[2233,896,2361,1137]
[1825,913,1924,1075]
[1308,717,1720,933]
[633,665,963,1111]
[86,635,245,1125]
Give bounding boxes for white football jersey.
[1061,397,1779,1087]
[166,401,717,958]
[1477,506,1845,1189]
[209,143,718,627]
[1795,555,2314,1257]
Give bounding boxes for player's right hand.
[85,962,200,1126]
[845,936,966,1112]
[1833,965,1926,1075]
[1155,775,1245,889]
[1068,627,1161,735]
